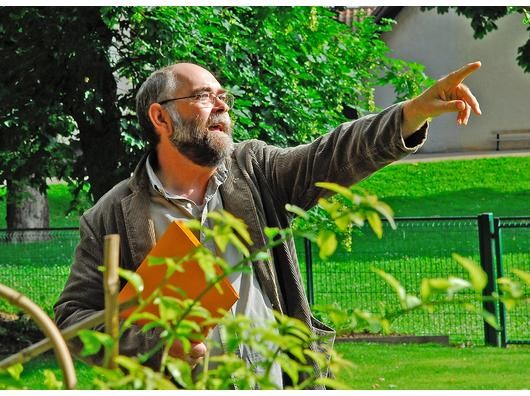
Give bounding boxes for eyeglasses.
[158,91,234,109]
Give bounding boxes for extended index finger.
[445,61,482,85]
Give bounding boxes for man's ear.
[148,103,172,139]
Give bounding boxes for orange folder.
[118,220,239,336]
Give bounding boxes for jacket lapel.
[121,154,156,269]
[121,191,156,269]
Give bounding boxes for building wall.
[375,7,530,152]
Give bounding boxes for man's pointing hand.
[402,61,482,137]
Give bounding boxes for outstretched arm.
[402,61,482,137]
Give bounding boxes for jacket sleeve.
[53,214,163,368]
[248,102,427,211]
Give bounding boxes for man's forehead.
[172,63,221,93]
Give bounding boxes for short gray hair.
[135,65,179,146]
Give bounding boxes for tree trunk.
[6,181,50,243]
[63,8,129,201]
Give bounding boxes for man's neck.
[154,143,216,205]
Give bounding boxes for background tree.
[423,6,530,73]
[0,6,430,229]
[0,7,127,231]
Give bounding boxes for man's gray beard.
[167,110,234,168]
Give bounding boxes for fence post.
[493,218,507,347]
[304,238,315,306]
[477,213,500,347]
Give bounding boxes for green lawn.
[336,342,530,390]
[1,353,94,390]
[357,156,530,217]
[8,343,530,390]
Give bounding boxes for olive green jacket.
[54,102,426,383]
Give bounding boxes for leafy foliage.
[75,207,351,390]
[289,184,395,256]
[0,6,430,207]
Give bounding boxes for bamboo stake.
[103,234,120,369]
[0,283,77,390]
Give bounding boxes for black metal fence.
[299,214,530,346]
[494,216,530,346]
[0,214,528,346]
[0,227,79,315]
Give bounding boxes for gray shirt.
[145,154,283,388]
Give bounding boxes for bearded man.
[54,61,481,388]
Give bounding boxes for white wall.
[375,7,530,152]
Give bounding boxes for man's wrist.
[402,98,429,138]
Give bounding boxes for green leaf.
[129,312,161,325]
[366,210,383,239]
[421,278,451,300]
[43,369,63,390]
[372,200,396,229]
[446,277,472,297]
[317,198,342,217]
[228,233,250,257]
[147,256,170,266]
[316,230,337,260]
[158,296,185,322]
[481,309,500,330]
[114,355,140,372]
[118,268,144,294]
[334,213,353,231]
[6,363,23,381]
[253,251,270,261]
[372,268,406,305]
[497,277,523,300]
[166,358,194,389]
[452,253,487,291]
[264,227,280,240]
[285,203,309,219]
[405,294,421,309]
[212,227,230,253]
[276,354,299,385]
[512,269,530,286]
[315,182,353,200]
[209,210,253,245]
[78,330,113,357]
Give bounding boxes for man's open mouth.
[208,123,225,132]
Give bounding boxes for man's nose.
[212,96,229,113]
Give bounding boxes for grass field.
[357,155,530,217]
[8,343,530,390]
[336,342,530,390]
